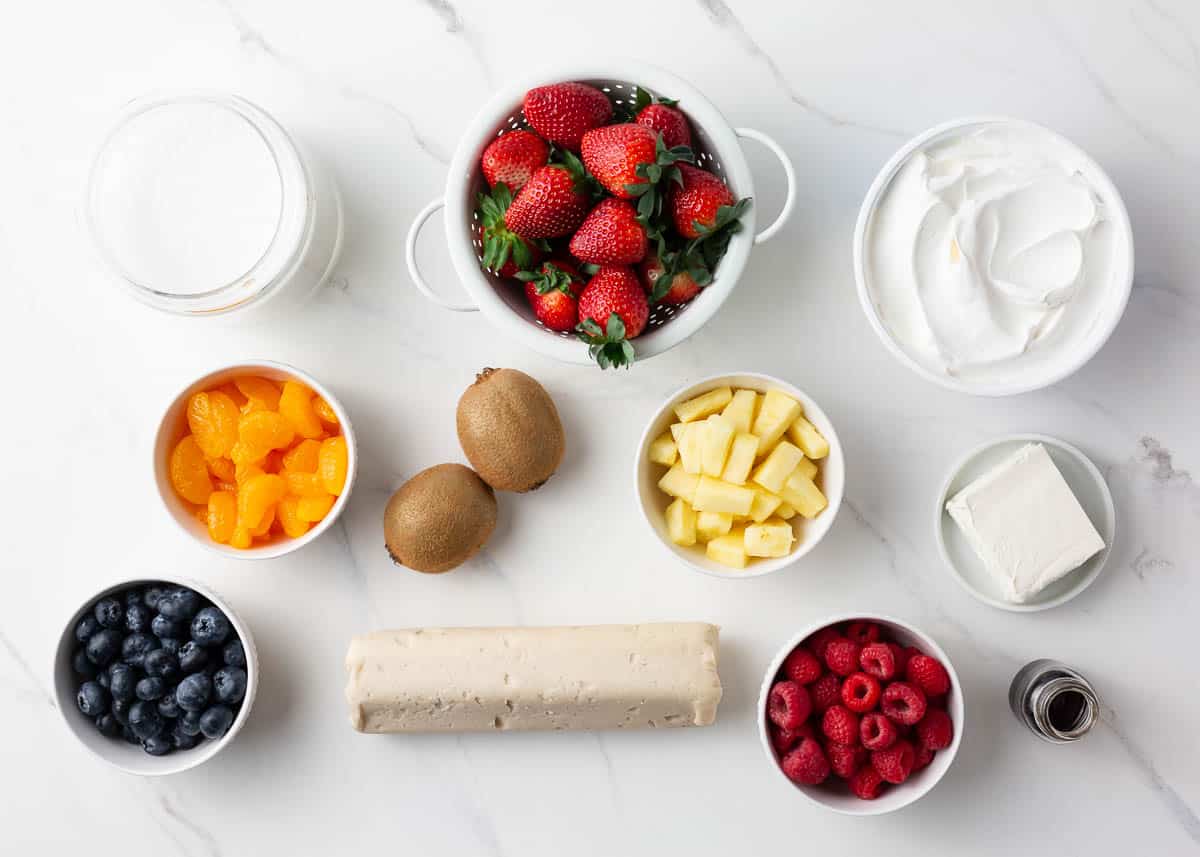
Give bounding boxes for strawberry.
[517,260,584,332]
[476,183,543,278]
[667,163,738,239]
[638,253,701,305]
[523,83,612,151]
[526,289,578,332]
[580,123,692,204]
[481,129,549,194]
[569,198,647,265]
[504,152,592,239]
[636,102,691,149]
[575,266,649,369]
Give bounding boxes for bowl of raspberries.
[758,614,963,814]
[405,61,796,369]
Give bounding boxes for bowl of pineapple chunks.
[636,374,843,577]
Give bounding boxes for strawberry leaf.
[576,313,636,370]
[514,261,578,295]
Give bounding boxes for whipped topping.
[864,122,1119,382]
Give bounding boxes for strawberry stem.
[576,314,636,369]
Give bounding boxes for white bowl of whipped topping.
[853,117,1134,396]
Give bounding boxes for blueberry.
[158,638,182,656]
[222,640,246,668]
[176,673,212,713]
[107,663,137,701]
[128,700,164,740]
[177,641,208,673]
[94,597,124,629]
[157,693,182,719]
[76,681,109,716]
[75,614,100,643]
[143,587,167,609]
[135,676,166,701]
[95,713,119,737]
[121,633,156,667]
[151,614,183,639]
[179,710,204,736]
[199,705,234,739]
[190,608,231,648]
[96,669,111,689]
[212,667,247,705]
[142,735,173,756]
[124,589,144,608]
[86,628,122,666]
[72,649,98,678]
[143,649,179,680]
[125,603,151,634]
[171,723,201,750]
[156,588,201,621]
[111,697,132,726]
[122,726,140,745]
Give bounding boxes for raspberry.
[916,707,954,750]
[780,737,830,785]
[782,647,823,685]
[871,739,916,784]
[849,764,885,800]
[827,741,866,779]
[809,673,841,713]
[805,626,842,660]
[887,642,910,675]
[767,680,811,730]
[859,642,896,680]
[905,654,951,696]
[821,704,860,745]
[841,672,881,713]
[844,620,881,645]
[860,712,898,750]
[824,637,861,676]
[882,681,927,725]
[913,743,935,772]
[770,721,815,754]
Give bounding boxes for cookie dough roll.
[345,623,722,733]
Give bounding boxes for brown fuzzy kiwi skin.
[383,463,497,574]
[456,368,565,493]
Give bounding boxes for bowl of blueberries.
[53,577,257,775]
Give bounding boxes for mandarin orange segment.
[206,490,237,543]
[297,493,336,522]
[235,461,265,484]
[237,473,286,530]
[285,471,327,498]
[277,496,311,538]
[318,436,348,495]
[207,456,236,483]
[262,450,285,474]
[251,504,277,537]
[187,391,240,458]
[234,376,282,411]
[170,436,213,505]
[312,395,340,427]
[282,439,321,473]
[218,382,247,408]
[237,410,295,460]
[229,525,252,550]
[214,480,238,494]
[279,381,324,439]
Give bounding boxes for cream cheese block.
[345,623,722,733]
[946,442,1105,602]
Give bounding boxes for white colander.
[405,61,796,365]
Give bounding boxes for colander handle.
[734,127,797,244]
[404,198,479,312]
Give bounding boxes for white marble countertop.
[3,1,1199,853]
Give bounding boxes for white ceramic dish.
[758,614,965,815]
[405,60,796,365]
[53,576,259,776]
[852,116,1134,396]
[935,433,1115,612]
[153,360,357,560]
[635,373,844,579]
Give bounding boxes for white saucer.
[934,433,1115,612]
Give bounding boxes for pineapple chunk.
[648,432,678,467]
[779,470,828,519]
[721,389,758,434]
[665,498,697,546]
[706,529,748,569]
[701,414,736,477]
[775,501,797,519]
[696,510,733,541]
[692,475,755,516]
[670,422,686,443]
[794,457,818,481]
[752,389,803,454]
[752,440,805,493]
[674,386,733,423]
[658,465,700,504]
[748,489,783,523]
[677,422,706,475]
[721,433,759,485]
[787,415,829,459]
[745,518,795,558]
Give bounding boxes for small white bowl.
[852,116,1134,396]
[935,433,1115,612]
[53,576,259,776]
[153,360,357,560]
[634,373,844,578]
[758,614,965,815]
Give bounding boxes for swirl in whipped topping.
[864,122,1117,378]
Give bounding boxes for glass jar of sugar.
[86,93,342,316]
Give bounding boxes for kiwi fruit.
[383,463,496,574]
[456,368,565,492]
